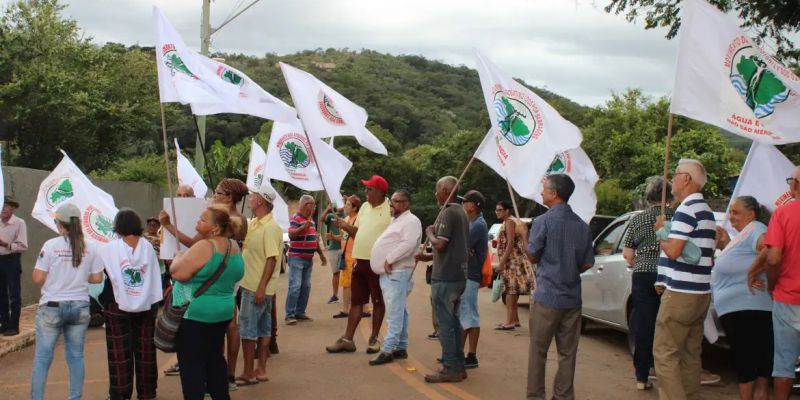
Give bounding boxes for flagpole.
[295,119,334,207]
[159,104,180,254]
[506,179,521,218]
[661,113,674,216]
[191,114,216,191]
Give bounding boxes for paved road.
[0,259,742,399]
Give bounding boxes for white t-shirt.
[35,237,103,305]
[100,237,163,312]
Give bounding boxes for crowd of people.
[0,159,798,399]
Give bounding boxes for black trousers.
[631,272,660,382]
[720,310,774,383]
[176,319,231,400]
[0,253,22,330]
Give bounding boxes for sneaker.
[427,331,439,340]
[392,349,408,359]
[700,370,721,385]
[327,296,340,304]
[326,337,357,353]
[464,353,479,369]
[636,380,653,390]
[3,328,19,336]
[228,376,238,392]
[366,336,381,354]
[285,317,297,325]
[296,315,313,322]
[164,363,180,376]
[369,352,394,366]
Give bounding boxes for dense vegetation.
[2,0,795,225]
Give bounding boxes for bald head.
[176,185,195,198]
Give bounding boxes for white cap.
[55,204,81,223]
[248,185,277,204]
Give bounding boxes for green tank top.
[172,245,245,323]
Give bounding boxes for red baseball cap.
[360,175,389,193]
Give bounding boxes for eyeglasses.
[391,199,409,204]
[787,177,798,185]
[672,172,691,181]
[215,191,230,196]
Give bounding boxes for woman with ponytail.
[98,209,163,400]
[170,205,244,400]
[30,204,104,400]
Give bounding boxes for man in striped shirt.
[653,159,716,400]
[285,195,327,325]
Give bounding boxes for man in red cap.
[327,175,391,354]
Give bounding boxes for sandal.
[495,323,516,331]
[235,377,259,386]
[333,311,349,319]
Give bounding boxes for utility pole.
[195,0,261,171]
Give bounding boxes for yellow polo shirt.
[241,213,283,295]
[352,199,391,260]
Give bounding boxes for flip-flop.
[495,324,516,331]
[235,377,259,386]
[256,375,269,382]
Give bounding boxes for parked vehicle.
[580,211,727,354]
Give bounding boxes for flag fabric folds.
[532,147,599,223]
[174,139,208,198]
[728,142,795,216]
[153,6,239,104]
[671,0,800,144]
[279,62,387,155]
[264,119,351,207]
[472,50,585,206]
[32,151,119,244]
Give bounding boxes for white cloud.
[56,0,680,106]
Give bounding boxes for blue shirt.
[711,221,772,316]
[527,204,594,309]
[466,214,488,283]
[656,193,717,294]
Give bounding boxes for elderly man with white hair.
[652,158,717,400]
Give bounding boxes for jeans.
[379,268,413,353]
[631,272,660,381]
[431,279,466,371]
[31,300,91,400]
[0,253,22,331]
[285,257,313,319]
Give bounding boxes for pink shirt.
[0,214,27,255]
[765,200,800,304]
[370,211,422,275]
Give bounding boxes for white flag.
[153,6,238,104]
[245,139,290,230]
[279,62,387,155]
[174,139,208,198]
[728,142,795,216]
[671,0,800,144]
[32,151,119,244]
[190,56,296,122]
[264,118,351,206]
[473,51,583,201]
[533,147,599,223]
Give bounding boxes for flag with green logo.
[532,147,599,223]
[473,50,583,201]
[264,118,351,207]
[174,139,208,198]
[32,151,119,244]
[246,140,291,230]
[671,0,800,144]
[153,6,238,104]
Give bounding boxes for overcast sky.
[51,0,681,106]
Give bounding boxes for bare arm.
[659,238,687,261]
[159,210,203,247]
[497,219,516,271]
[32,269,47,286]
[425,226,449,253]
[623,247,635,267]
[169,240,213,282]
[253,257,277,304]
[765,245,784,292]
[88,272,104,284]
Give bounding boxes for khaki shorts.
[327,249,342,274]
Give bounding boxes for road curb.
[0,304,37,358]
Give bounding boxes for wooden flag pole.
[661,113,674,217]
[506,179,521,218]
[417,156,476,253]
[159,104,180,254]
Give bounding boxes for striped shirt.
[656,192,716,294]
[288,212,318,259]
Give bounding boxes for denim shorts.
[238,288,273,341]
[458,279,481,329]
[772,301,800,378]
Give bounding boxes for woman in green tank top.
[169,205,244,400]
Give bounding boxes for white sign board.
[160,197,206,259]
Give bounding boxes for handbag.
[425,264,433,285]
[491,274,505,303]
[154,239,232,353]
[480,246,493,288]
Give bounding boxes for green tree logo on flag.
[83,206,114,243]
[162,44,197,79]
[317,91,345,126]
[217,66,244,86]
[45,178,74,208]
[729,45,790,118]
[492,90,542,146]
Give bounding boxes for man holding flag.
[0,195,27,336]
